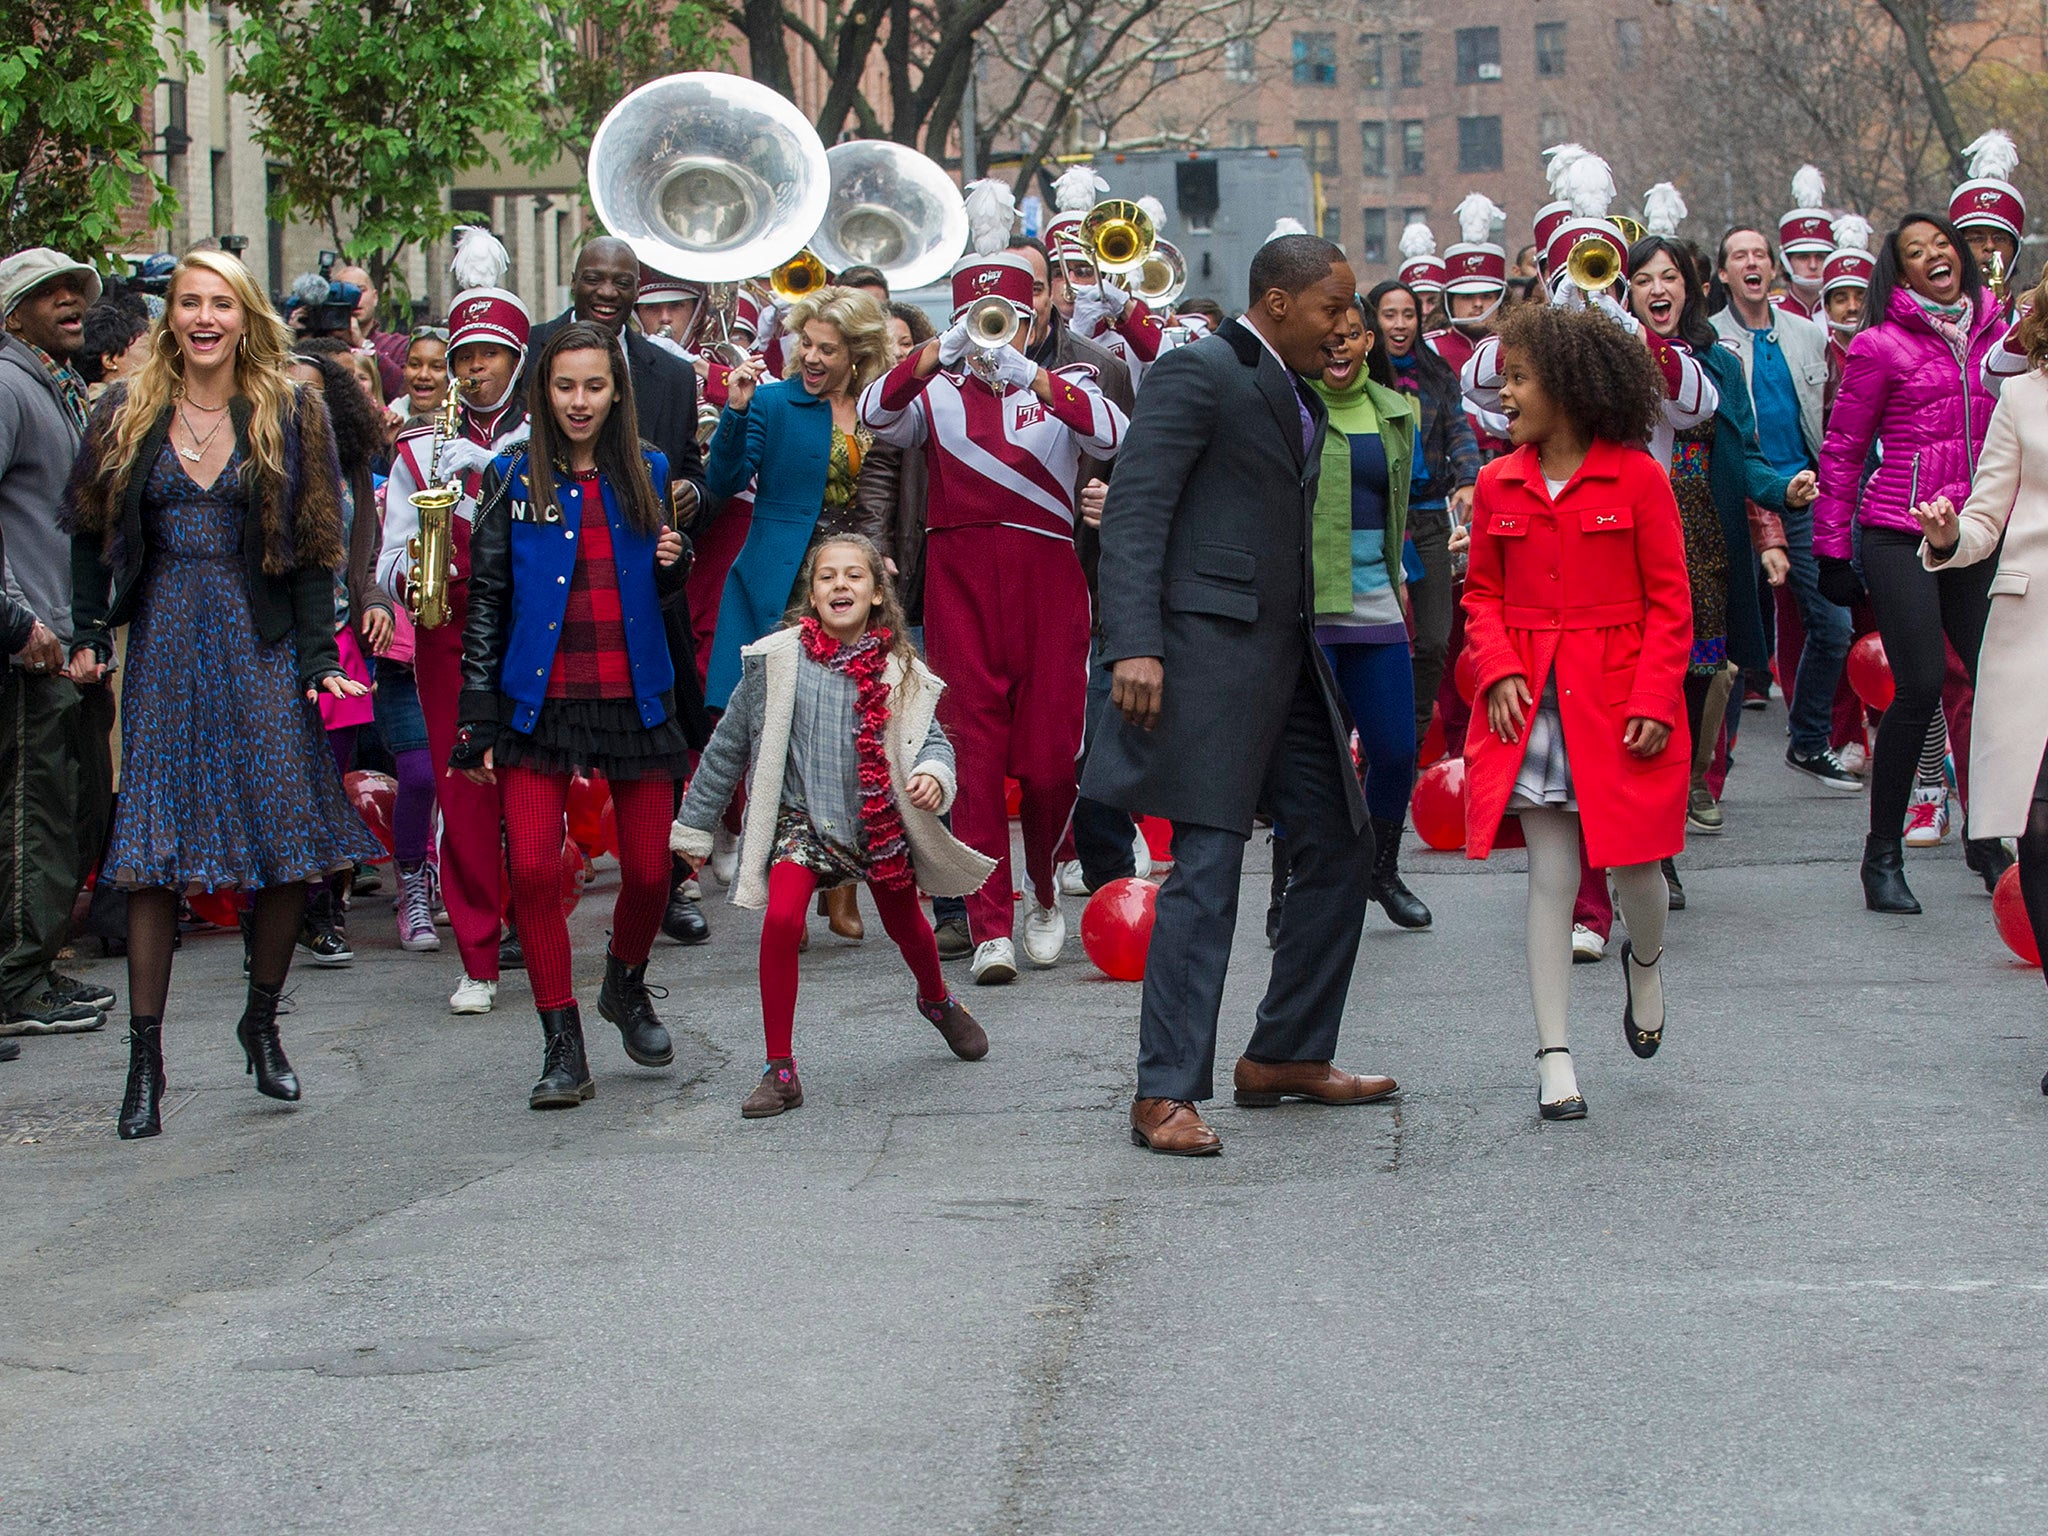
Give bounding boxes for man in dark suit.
[529,236,714,940]
[1083,235,1399,1156]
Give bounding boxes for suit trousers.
[0,671,114,1009]
[1137,657,1374,1101]
[414,608,507,981]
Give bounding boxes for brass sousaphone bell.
[811,140,971,293]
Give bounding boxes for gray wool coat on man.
[1081,321,1364,835]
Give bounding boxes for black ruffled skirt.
[493,695,692,781]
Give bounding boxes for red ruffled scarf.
[798,616,912,890]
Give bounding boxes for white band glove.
[989,345,1039,392]
[433,436,497,483]
[1070,286,1115,338]
[1592,290,1643,336]
[938,317,973,368]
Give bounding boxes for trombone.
[1080,199,1155,276]
[1132,239,1187,308]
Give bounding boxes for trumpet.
[963,295,1020,384]
[769,248,829,304]
[1080,198,1155,276]
[1564,232,1622,293]
[406,381,467,630]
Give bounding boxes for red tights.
[759,860,948,1061]
[501,766,675,1011]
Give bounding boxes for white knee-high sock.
[1611,859,1667,1032]
[1520,808,1582,1102]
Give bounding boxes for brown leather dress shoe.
[742,1059,804,1118]
[1231,1058,1398,1106]
[919,995,988,1060]
[820,885,865,941]
[1130,1096,1222,1155]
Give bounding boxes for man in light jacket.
[0,248,119,1035]
[1714,226,1859,791]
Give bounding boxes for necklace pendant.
[180,447,203,462]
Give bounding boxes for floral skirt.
[773,807,867,889]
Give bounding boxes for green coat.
[1308,376,1415,619]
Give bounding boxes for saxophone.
[406,382,466,630]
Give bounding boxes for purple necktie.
[1296,386,1314,456]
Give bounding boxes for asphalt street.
[5,698,2046,1535]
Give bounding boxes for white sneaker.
[1057,860,1090,897]
[971,938,1018,985]
[1836,740,1869,777]
[1903,784,1950,847]
[1021,902,1067,967]
[1571,924,1607,963]
[449,975,497,1014]
[1131,826,1154,880]
[709,825,738,888]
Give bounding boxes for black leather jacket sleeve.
[458,464,513,728]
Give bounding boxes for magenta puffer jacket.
[1814,287,2002,559]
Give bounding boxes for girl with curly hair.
[1459,303,1694,1120]
[671,534,997,1119]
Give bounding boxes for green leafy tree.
[230,0,543,292]
[0,1,191,258]
[517,0,730,183]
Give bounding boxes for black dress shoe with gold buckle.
[1620,939,1665,1060]
[1535,1046,1587,1121]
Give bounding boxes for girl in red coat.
[1462,305,1693,1120]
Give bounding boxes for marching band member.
[633,263,705,361]
[1777,165,1836,319]
[1396,218,1448,333]
[1821,216,1876,410]
[859,194,1128,986]
[371,228,527,1015]
[1431,193,1513,456]
[1950,130,2026,316]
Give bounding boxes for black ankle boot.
[598,950,675,1066]
[530,1006,594,1109]
[235,982,300,1100]
[1368,817,1432,929]
[118,1017,165,1139]
[1964,836,2016,894]
[1861,833,1922,914]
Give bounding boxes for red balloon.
[1846,633,1895,713]
[342,769,397,860]
[566,774,610,854]
[187,888,243,928]
[1080,876,1157,981]
[559,838,586,916]
[1138,814,1175,864]
[1418,712,1447,768]
[1994,864,2040,966]
[1005,777,1022,818]
[597,799,619,859]
[1411,757,1467,851]
[1453,646,1478,705]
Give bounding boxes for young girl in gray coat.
[672,534,996,1118]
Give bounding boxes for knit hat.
[1949,130,2026,244]
[1444,194,1507,294]
[1779,165,1835,256]
[0,248,101,316]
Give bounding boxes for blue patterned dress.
[103,442,385,892]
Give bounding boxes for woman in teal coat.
[703,288,893,708]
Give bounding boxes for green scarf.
[1306,369,1414,618]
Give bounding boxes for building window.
[1227,118,1260,149]
[1292,32,1337,86]
[1224,38,1256,83]
[1455,27,1501,84]
[1321,207,1342,243]
[1357,32,1383,89]
[1359,121,1386,177]
[1535,22,1567,77]
[1398,32,1424,87]
[1296,119,1339,176]
[1538,111,1569,151]
[1614,17,1642,71]
[1362,207,1388,264]
[1458,116,1503,173]
[1400,120,1425,176]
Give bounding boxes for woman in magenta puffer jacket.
[1816,212,2006,914]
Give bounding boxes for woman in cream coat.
[1911,304,2048,1007]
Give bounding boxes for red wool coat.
[1461,438,1694,867]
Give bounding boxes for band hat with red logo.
[636,263,703,305]
[1779,164,1835,256]
[1822,214,1876,296]
[1540,144,1626,283]
[446,288,532,358]
[1535,142,1603,275]
[1546,220,1629,283]
[1949,129,2026,243]
[1531,202,1573,272]
[1444,193,1508,293]
[949,252,1037,323]
[1396,219,1445,293]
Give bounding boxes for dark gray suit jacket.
[1080,320,1364,836]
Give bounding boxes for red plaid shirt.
[547,470,633,699]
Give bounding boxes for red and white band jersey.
[859,354,1125,541]
[375,399,522,600]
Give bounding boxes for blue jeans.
[1319,637,1417,823]
[1781,506,1852,755]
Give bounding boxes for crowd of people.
[1,125,2044,1148]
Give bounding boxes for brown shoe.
[1231,1057,1398,1106]
[919,994,988,1061]
[1129,1096,1222,1156]
[742,1059,804,1118]
[821,885,865,941]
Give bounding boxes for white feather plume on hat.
[1265,217,1309,243]
[1832,213,1874,253]
[450,225,511,292]
[1454,193,1505,246]
[1560,152,1615,219]
[963,178,1018,257]
[1137,195,1166,232]
[1643,182,1688,237]
[1963,129,2020,182]
[1543,143,1589,200]
[1053,165,1108,213]
[1399,219,1437,259]
[1791,164,1827,210]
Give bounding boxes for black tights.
[1859,528,1994,840]
[125,885,306,1021]
[2022,799,2048,996]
